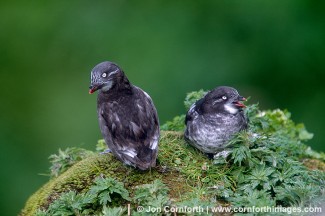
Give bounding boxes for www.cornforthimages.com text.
[135,205,322,215]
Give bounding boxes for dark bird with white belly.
[89,61,159,170]
[185,86,247,156]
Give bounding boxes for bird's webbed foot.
[100,148,112,154]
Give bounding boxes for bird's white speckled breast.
[186,113,242,153]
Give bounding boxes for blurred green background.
[1,1,324,215]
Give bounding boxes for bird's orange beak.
[233,96,246,108]
[89,85,98,94]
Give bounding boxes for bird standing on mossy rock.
[185,86,247,157]
[89,61,159,170]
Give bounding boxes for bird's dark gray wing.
[239,111,248,130]
[185,101,200,141]
[98,87,159,170]
[185,104,196,124]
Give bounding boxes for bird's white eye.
[222,96,227,100]
[102,73,107,78]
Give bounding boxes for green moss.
[22,131,325,215]
[21,131,196,216]
[21,129,325,216]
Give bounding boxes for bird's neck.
[117,72,132,90]
[116,71,132,92]
[100,72,133,98]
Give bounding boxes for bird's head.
[89,61,122,94]
[204,86,246,114]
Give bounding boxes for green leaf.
[161,115,185,131]
[101,206,127,216]
[184,89,207,111]
[89,176,131,206]
[297,126,314,140]
[96,139,107,152]
[231,144,251,166]
[133,180,170,208]
[49,147,94,177]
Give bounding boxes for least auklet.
[89,61,159,170]
[185,86,247,155]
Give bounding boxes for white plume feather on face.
[89,61,121,94]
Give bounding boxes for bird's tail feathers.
[117,148,158,171]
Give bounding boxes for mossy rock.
[21,131,325,215]
[21,131,218,216]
